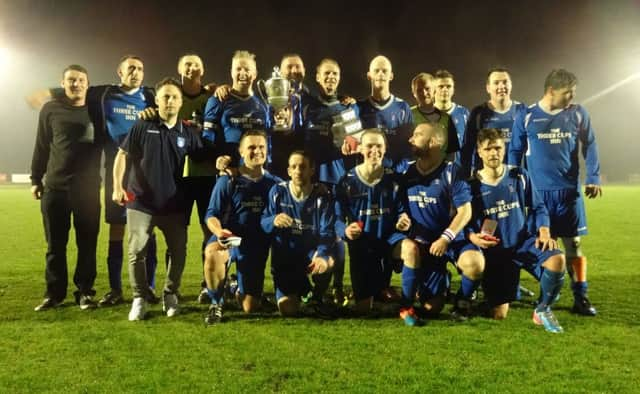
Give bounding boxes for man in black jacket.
[31,65,102,311]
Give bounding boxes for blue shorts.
[348,237,397,301]
[416,237,480,301]
[482,236,563,306]
[104,145,127,225]
[271,250,316,301]
[207,235,269,297]
[541,188,588,237]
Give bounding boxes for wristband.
[441,228,456,242]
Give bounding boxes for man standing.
[509,69,602,316]
[410,72,460,161]
[433,70,470,166]
[469,128,566,332]
[113,78,203,320]
[357,55,414,174]
[31,65,101,311]
[461,68,527,177]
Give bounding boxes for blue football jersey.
[205,171,281,244]
[302,94,360,184]
[357,95,414,171]
[102,87,152,144]
[508,102,601,190]
[447,103,470,151]
[403,161,471,243]
[468,166,550,248]
[261,182,335,261]
[462,101,527,176]
[334,167,406,245]
[203,92,271,160]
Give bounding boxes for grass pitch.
[0,185,638,393]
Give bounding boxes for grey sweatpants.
[127,209,187,298]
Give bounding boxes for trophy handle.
[256,79,268,105]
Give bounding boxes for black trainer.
[197,288,211,305]
[205,304,224,325]
[34,297,61,311]
[78,294,97,310]
[572,296,597,316]
[99,290,124,306]
[451,298,472,322]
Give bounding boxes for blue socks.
[458,274,480,300]
[207,287,223,305]
[401,265,418,307]
[571,280,588,298]
[538,270,565,312]
[107,240,123,290]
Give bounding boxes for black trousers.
[40,187,100,300]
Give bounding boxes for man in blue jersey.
[202,130,280,324]
[356,55,414,175]
[203,50,270,172]
[461,68,527,178]
[469,128,566,332]
[433,69,470,166]
[410,72,460,162]
[302,58,361,305]
[113,78,203,321]
[261,151,336,317]
[335,129,413,314]
[399,122,485,324]
[27,55,160,306]
[509,69,602,316]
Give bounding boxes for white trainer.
[128,297,147,321]
[163,293,179,317]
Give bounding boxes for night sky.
[1,0,638,181]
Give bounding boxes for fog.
[1,0,638,181]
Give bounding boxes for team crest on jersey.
[177,136,186,148]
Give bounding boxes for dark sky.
[1,0,639,181]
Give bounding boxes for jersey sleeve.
[260,184,281,235]
[315,192,336,260]
[577,106,601,185]
[508,109,527,166]
[333,182,349,240]
[460,107,480,178]
[203,96,223,143]
[30,105,52,186]
[204,176,231,221]
[120,121,144,158]
[450,165,473,208]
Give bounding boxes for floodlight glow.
[582,72,640,105]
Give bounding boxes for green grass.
[0,185,639,393]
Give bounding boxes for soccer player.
[509,69,603,316]
[174,53,218,304]
[203,50,270,171]
[31,65,102,311]
[357,55,414,174]
[261,151,336,316]
[469,128,566,332]
[113,78,203,320]
[335,129,412,314]
[410,72,460,162]
[433,69,470,165]
[461,68,527,177]
[203,130,280,324]
[302,58,361,304]
[27,55,160,306]
[280,53,309,97]
[399,122,485,324]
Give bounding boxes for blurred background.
[1,0,638,182]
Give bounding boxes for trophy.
[257,66,293,132]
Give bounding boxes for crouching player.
[399,122,485,325]
[469,128,566,333]
[203,130,280,324]
[261,151,335,317]
[335,129,413,314]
